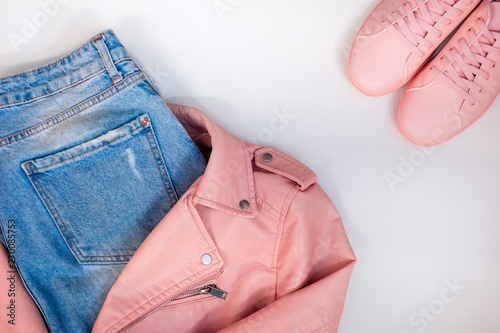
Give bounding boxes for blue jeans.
[0,30,206,332]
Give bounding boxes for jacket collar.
[168,104,258,217]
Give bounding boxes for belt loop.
[92,34,123,84]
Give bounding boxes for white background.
[1,1,500,332]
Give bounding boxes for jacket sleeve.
[219,183,357,332]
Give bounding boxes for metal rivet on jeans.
[239,199,250,210]
[201,254,212,265]
[140,117,149,126]
[262,153,273,162]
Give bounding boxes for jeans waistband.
[0,30,130,109]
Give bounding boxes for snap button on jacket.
[0,104,356,333]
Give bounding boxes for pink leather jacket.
[1,104,356,333]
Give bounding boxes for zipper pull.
[200,284,228,300]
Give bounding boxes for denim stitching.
[93,37,122,82]
[0,56,132,109]
[28,163,134,261]
[0,69,104,109]
[30,134,126,172]
[145,121,179,201]
[0,73,143,148]
[140,124,177,204]
[113,121,176,200]
[0,67,138,142]
[29,168,85,260]
[130,125,144,132]
[129,59,162,96]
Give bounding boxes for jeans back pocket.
[22,114,178,264]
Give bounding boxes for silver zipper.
[119,269,226,332]
[174,284,228,301]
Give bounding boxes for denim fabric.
[0,30,206,332]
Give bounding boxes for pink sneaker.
[348,0,480,96]
[398,0,500,146]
